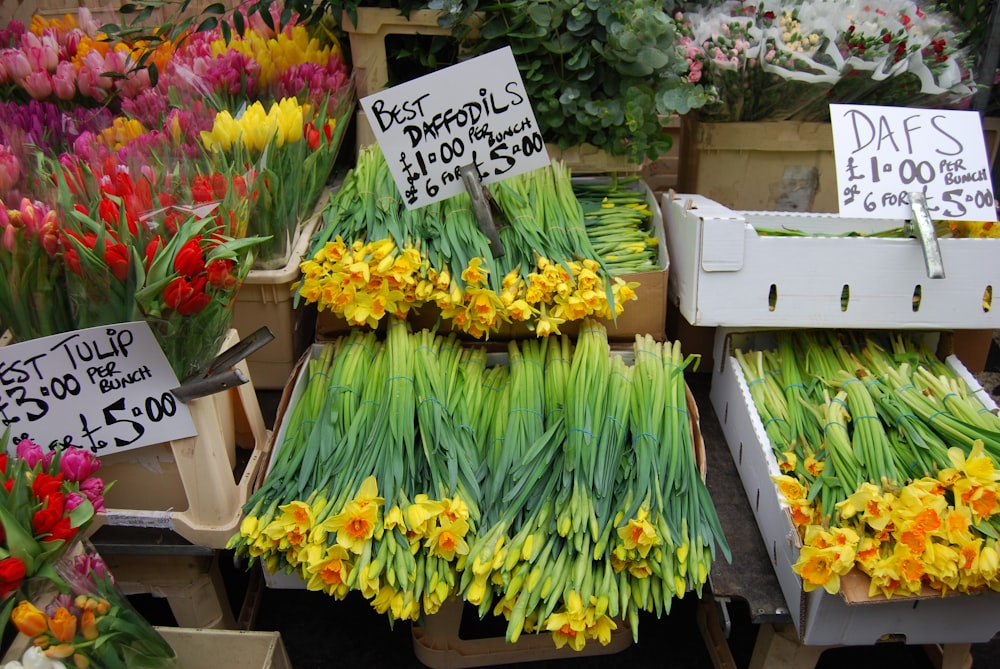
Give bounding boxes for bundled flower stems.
[297,145,660,338]
[230,318,729,650]
[736,331,1000,597]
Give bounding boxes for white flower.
[1,647,67,669]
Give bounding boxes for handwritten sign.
[360,46,549,208]
[0,322,196,457]
[831,104,997,221]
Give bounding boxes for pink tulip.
[21,70,52,99]
[79,477,106,512]
[15,438,45,468]
[2,48,31,80]
[0,146,21,193]
[65,491,86,512]
[21,32,58,72]
[51,61,76,100]
[59,446,102,481]
[76,7,101,35]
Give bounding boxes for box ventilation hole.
[724,402,729,424]
[840,284,850,312]
[768,284,777,311]
[912,284,922,312]
[755,487,760,512]
[738,441,743,465]
[771,541,777,565]
[984,285,993,312]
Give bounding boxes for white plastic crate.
[663,191,1000,329]
[708,328,1000,646]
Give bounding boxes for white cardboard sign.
[360,46,549,209]
[831,103,997,221]
[0,322,196,456]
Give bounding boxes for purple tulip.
[59,446,101,482]
[15,438,45,468]
[65,491,86,511]
[79,477,106,512]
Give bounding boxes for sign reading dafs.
[831,103,997,221]
[360,46,550,208]
[0,322,197,456]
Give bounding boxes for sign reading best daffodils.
[360,46,550,208]
[0,322,197,456]
[831,103,997,221]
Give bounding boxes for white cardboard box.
[663,192,1000,329]
[708,328,1000,646]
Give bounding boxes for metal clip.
[459,164,506,258]
[905,191,945,279]
[170,326,275,402]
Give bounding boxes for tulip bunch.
[114,5,354,269]
[200,90,353,268]
[232,318,729,649]
[0,10,168,107]
[0,436,106,635]
[737,330,1000,597]
[9,540,176,669]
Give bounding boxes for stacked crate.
[662,190,1000,664]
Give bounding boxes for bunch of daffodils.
[737,330,1000,597]
[297,146,651,338]
[230,319,729,650]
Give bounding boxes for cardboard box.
[233,219,320,390]
[318,177,669,342]
[708,328,1000,646]
[676,116,1000,213]
[663,191,1000,330]
[154,628,292,669]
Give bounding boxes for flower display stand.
[342,8,482,152]
[99,549,238,629]
[89,328,271,549]
[411,598,632,669]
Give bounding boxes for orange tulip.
[11,601,47,637]
[48,607,77,644]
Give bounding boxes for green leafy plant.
[467,0,710,160]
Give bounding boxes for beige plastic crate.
[233,219,320,389]
[412,598,632,669]
[90,329,271,549]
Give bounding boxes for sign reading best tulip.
[360,46,550,208]
[0,322,196,456]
